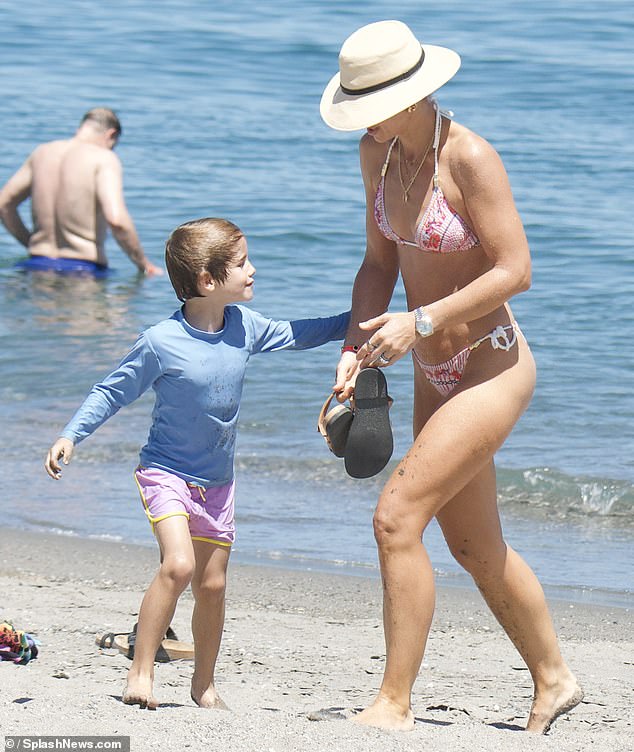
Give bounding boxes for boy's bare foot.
[351,696,414,731]
[122,675,158,710]
[191,685,230,710]
[526,678,584,734]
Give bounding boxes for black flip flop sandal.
[95,622,175,650]
[344,367,393,478]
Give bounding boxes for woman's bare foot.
[122,674,158,710]
[526,676,584,734]
[191,684,230,710]
[351,695,414,731]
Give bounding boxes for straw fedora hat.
[320,20,461,132]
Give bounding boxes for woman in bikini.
[320,20,582,734]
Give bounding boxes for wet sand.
[1,528,631,751]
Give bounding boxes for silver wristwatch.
[413,306,434,337]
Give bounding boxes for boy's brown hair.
[165,217,244,301]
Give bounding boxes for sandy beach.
[1,528,631,751]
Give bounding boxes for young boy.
[45,217,349,710]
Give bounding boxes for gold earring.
[407,104,417,113]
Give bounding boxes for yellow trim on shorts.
[191,536,232,547]
[150,511,190,524]
[133,468,190,532]
[134,468,232,543]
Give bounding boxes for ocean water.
[0,1,632,606]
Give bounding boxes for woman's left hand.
[357,311,417,368]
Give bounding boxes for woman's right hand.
[333,351,362,402]
[45,437,75,479]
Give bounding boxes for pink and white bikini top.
[374,106,479,254]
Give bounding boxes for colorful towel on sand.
[0,621,39,663]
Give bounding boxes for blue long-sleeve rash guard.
[61,305,350,486]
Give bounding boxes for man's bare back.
[29,138,113,263]
[0,108,161,275]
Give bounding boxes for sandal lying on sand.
[114,623,194,662]
[96,624,194,662]
[95,630,129,649]
[344,367,393,479]
[95,624,181,649]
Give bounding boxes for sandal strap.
[353,395,394,410]
[96,631,124,648]
[126,629,136,659]
[354,396,386,409]
[317,392,338,437]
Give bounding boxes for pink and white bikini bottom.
[413,323,520,397]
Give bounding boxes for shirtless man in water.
[0,107,162,275]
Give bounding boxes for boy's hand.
[45,438,75,479]
[334,351,361,401]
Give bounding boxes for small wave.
[87,533,124,543]
[235,456,634,525]
[20,518,80,536]
[498,467,634,524]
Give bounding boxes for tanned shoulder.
[359,133,388,191]
[447,122,506,193]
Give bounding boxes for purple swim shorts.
[134,466,235,546]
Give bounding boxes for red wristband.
[341,344,359,354]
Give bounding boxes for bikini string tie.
[469,324,518,353]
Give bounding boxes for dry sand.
[1,528,632,751]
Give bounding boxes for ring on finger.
[367,340,378,352]
[377,353,390,365]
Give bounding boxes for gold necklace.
[397,136,433,202]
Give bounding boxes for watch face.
[415,313,433,337]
